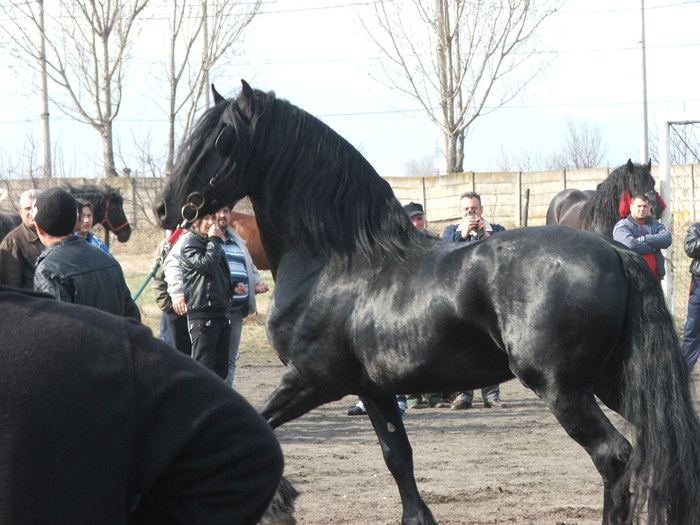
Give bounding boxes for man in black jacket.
[32,187,140,320]
[0,285,283,524]
[683,222,700,371]
[181,213,239,378]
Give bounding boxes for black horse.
[67,184,132,243]
[154,81,700,525]
[546,159,662,237]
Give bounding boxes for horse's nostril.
[154,200,168,226]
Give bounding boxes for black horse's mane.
[579,161,655,237]
[207,89,429,263]
[66,183,122,209]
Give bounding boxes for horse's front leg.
[260,364,339,428]
[362,395,437,525]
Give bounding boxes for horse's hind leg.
[362,395,437,525]
[540,388,633,525]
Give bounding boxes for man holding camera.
[442,191,508,410]
[442,191,505,242]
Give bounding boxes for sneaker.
[346,405,366,416]
[484,399,508,408]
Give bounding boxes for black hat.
[32,187,78,236]
[403,202,424,217]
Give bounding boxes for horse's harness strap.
[100,199,130,232]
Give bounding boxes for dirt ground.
[114,229,699,525]
[232,348,700,525]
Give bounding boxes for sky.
[1,0,700,179]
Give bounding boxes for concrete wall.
[2,164,699,328]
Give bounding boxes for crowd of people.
[0,186,283,524]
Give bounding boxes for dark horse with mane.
[67,184,132,243]
[545,159,663,237]
[154,81,700,525]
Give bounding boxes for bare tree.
[547,119,608,169]
[1,0,150,179]
[162,0,262,175]
[404,155,437,177]
[363,0,560,174]
[649,123,700,166]
[496,145,547,172]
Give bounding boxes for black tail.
[616,247,700,524]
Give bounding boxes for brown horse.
[229,210,269,270]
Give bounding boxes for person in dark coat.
[682,222,700,371]
[0,188,43,289]
[32,187,140,320]
[181,213,239,379]
[0,284,284,524]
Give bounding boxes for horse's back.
[446,226,629,339]
[546,189,594,228]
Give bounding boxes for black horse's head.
[69,184,132,242]
[618,159,663,219]
[100,187,132,242]
[155,81,262,230]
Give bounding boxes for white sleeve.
[163,235,187,298]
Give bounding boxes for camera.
[467,209,483,238]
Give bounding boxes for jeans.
[189,317,231,379]
[225,309,244,386]
[683,279,700,371]
[166,311,192,356]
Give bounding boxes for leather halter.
[99,198,130,232]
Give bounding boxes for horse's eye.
[215,125,235,155]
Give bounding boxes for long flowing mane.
[578,161,656,237]
[210,89,427,262]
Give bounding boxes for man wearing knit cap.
[32,187,140,320]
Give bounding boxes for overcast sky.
[1,0,699,179]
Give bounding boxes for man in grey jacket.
[613,194,671,280]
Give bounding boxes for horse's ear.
[626,159,634,172]
[212,84,225,105]
[237,79,255,121]
[646,159,652,171]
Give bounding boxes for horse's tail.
[616,246,700,524]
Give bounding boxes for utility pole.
[38,0,52,179]
[640,0,649,162]
[202,0,210,107]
